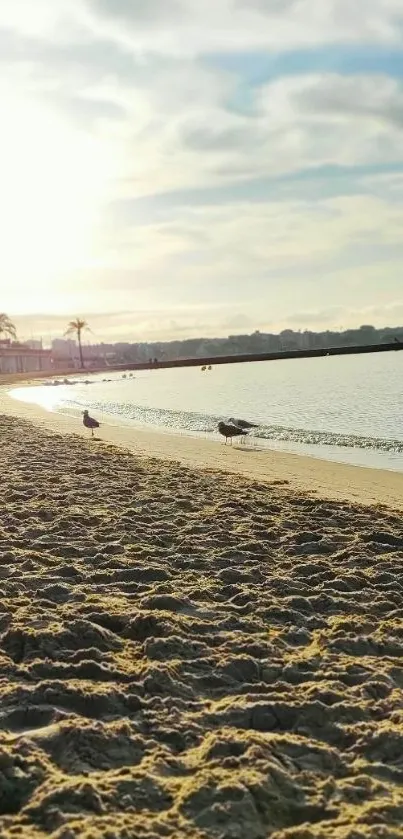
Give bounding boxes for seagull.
[229,417,259,430]
[218,421,248,445]
[83,409,100,437]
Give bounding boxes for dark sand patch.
[0,415,402,837]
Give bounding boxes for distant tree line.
[86,324,403,365]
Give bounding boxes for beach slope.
[0,414,403,837]
[4,389,403,509]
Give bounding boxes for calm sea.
[11,351,403,472]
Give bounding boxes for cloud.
[223,313,255,330]
[286,72,403,127]
[284,306,345,325]
[271,300,403,332]
[101,193,403,276]
[1,1,403,342]
[111,72,403,197]
[13,305,259,344]
[14,298,403,345]
[26,190,397,335]
[85,0,403,53]
[205,72,403,168]
[235,0,300,11]
[91,0,185,26]
[0,0,77,38]
[2,6,403,194]
[357,300,403,322]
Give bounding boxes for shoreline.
[3,387,403,510]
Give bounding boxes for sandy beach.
[0,402,403,837]
[4,388,403,510]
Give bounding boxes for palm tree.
[65,318,90,369]
[0,313,17,342]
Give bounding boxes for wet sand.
[0,413,403,837]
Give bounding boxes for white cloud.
[14,192,397,320]
[97,193,403,288]
[91,0,185,26]
[166,73,403,193]
[2,4,403,195]
[85,0,403,53]
[0,0,79,37]
[82,71,403,198]
[0,1,403,339]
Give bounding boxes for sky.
[1,0,403,344]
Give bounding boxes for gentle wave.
[59,396,403,455]
[254,424,403,454]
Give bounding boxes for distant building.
[51,338,77,356]
[51,338,79,370]
[23,339,43,350]
[0,344,53,374]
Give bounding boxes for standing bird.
[218,421,247,445]
[229,417,259,430]
[83,409,100,437]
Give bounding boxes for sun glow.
[0,86,115,312]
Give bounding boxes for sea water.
[11,351,403,472]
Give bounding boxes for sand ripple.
[0,416,403,837]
